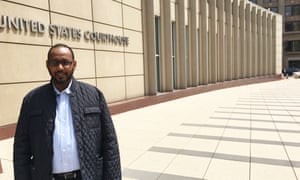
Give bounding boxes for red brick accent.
[108,75,280,114]
[0,124,16,141]
[0,75,280,141]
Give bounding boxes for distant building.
[249,0,300,68]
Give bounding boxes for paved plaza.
[1,77,300,180]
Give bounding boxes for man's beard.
[52,70,74,85]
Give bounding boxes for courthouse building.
[0,0,282,142]
[249,0,300,70]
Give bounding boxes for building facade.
[249,0,300,69]
[0,0,282,129]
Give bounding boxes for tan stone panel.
[97,77,126,103]
[0,1,51,45]
[123,5,142,31]
[73,49,95,79]
[0,82,45,126]
[0,43,49,83]
[92,23,124,52]
[125,75,144,99]
[124,29,143,53]
[123,0,141,9]
[50,13,94,49]
[8,0,48,9]
[92,0,122,27]
[78,78,96,86]
[49,0,92,20]
[95,51,125,77]
[125,53,144,75]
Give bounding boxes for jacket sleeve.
[99,91,122,179]
[13,98,32,180]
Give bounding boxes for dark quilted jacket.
[14,78,121,180]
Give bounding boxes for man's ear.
[46,59,49,68]
[73,60,77,68]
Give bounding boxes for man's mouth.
[55,71,66,77]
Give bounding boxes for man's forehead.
[50,47,72,57]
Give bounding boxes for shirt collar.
[53,80,72,95]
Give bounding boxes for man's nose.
[57,62,64,69]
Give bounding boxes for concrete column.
[251,6,257,77]
[217,0,225,82]
[245,3,251,78]
[272,15,276,74]
[209,0,217,83]
[273,15,283,74]
[188,0,198,86]
[175,0,187,89]
[257,9,263,76]
[160,0,173,91]
[225,0,232,81]
[232,0,239,80]
[199,0,208,85]
[239,1,246,78]
[267,13,272,75]
[262,11,267,75]
[141,0,157,95]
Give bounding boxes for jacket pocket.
[84,107,101,128]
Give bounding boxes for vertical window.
[293,5,300,16]
[285,6,292,16]
[185,25,189,82]
[171,21,176,88]
[154,16,161,92]
[293,41,300,51]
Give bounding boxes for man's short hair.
[47,43,75,60]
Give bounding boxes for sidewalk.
[1,78,300,179]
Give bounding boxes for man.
[13,43,121,180]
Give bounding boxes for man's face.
[46,46,77,88]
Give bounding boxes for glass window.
[270,7,278,13]
[285,5,300,16]
[285,6,292,16]
[286,40,300,52]
[293,5,300,16]
[171,21,176,88]
[294,41,300,51]
[154,16,161,91]
[263,0,278,2]
[285,21,300,32]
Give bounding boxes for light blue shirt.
[52,81,80,173]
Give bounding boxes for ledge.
[108,75,280,115]
[0,75,280,141]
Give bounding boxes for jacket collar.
[49,77,79,95]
